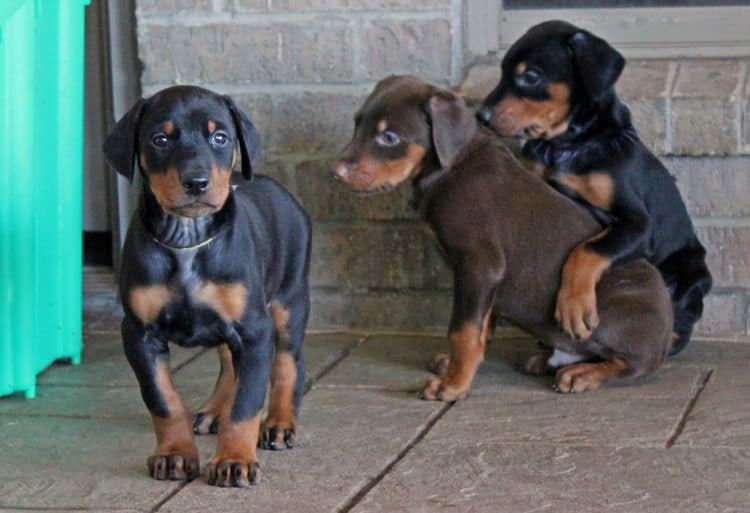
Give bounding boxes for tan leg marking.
[554,358,630,393]
[422,311,492,402]
[262,301,297,450]
[148,361,199,481]
[556,229,612,341]
[206,407,261,487]
[194,344,235,435]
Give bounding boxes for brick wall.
[134,1,749,339]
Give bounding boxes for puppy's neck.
[141,190,233,249]
[525,93,635,169]
[410,131,492,209]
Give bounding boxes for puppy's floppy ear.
[425,91,477,170]
[103,99,146,183]
[223,95,261,181]
[569,30,625,100]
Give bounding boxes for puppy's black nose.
[183,177,210,196]
[476,107,492,125]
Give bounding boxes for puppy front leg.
[122,317,199,481]
[421,260,502,402]
[206,318,273,487]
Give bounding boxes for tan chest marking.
[129,285,173,325]
[269,300,291,350]
[193,282,248,322]
[552,172,614,211]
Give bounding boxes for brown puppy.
[334,75,673,399]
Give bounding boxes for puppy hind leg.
[554,358,636,393]
[261,299,307,450]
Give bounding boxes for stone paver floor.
[1,269,749,512]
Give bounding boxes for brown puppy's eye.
[210,131,229,147]
[375,130,400,147]
[151,133,169,148]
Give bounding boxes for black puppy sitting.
[478,21,711,355]
[104,86,311,487]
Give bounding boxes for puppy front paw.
[147,452,199,481]
[206,458,259,487]
[555,285,599,341]
[419,376,470,402]
[260,420,295,451]
[554,363,604,393]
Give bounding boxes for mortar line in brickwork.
[664,61,679,155]
[142,81,379,97]
[137,10,452,27]
[336,401,454,513]
[449,0,463,85]
[692,217,750,228]
[664,367,713,448]
[735,61,749,153]
[351,18,363,78]
[312,219,425,228]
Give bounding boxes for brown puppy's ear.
[103,99,147,183]
[569,30,625,100]
[425,92,477,170]
[223,95,261,181]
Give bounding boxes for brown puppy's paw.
[260,421,295,451]
[555,285,599,341]
[147,453,200,481]
[193,411,220,435]
[206,459,259,488]
[427,352,450,376]
[553,363,606,393]
[522,353,552,376]
[419,376,470,402]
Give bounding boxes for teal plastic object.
[0,0,89,398]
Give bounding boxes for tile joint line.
[664,366,713,449]
[337,401,454,513]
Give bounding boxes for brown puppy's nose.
[183,177,210,196]
[476,107,492,125]
[332,162,350,181]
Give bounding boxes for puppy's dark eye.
[518,69,542,88]
[210,131,229,147]
[375,130,400,147]
[151,134,169,148]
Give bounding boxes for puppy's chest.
[128,249,248,343]
[546,169,613,209]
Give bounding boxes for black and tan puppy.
[104,86,311,487]
[478,21,711,353]
[334,75,673,400]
